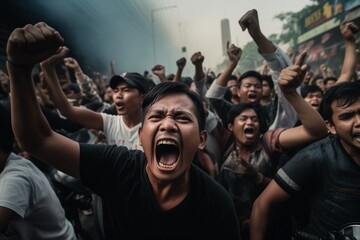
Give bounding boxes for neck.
[234,141,259,159]
[146,166,190,211]
[122,112,141,128]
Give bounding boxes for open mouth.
[244,127,255,138]
[156,140,180,170]
[248,93,257,100]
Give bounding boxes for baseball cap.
[110,72,150,93]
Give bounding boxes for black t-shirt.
[79,144,241,240]
[275,135,360,237]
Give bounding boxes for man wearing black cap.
[41,52,150,151]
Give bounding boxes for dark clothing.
[208,96,278,134]
[275,135,360,238]
[79,144,241,240]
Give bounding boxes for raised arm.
[239,9,298,130]
[173,57,186,83]
[337,20,359,84]
[190,51,208,99]
[41,50,103,130]
[191,52,205,82]
[277,52,328,150]
[215,42,242,87]
[63,57,102,103]
[151,64,166,83]
[7,22,80,178]
[109,59,116,77]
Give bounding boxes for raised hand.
[238,9,261,37]
[191,52,204,67]
[278,52,307,94]
[63,57,81,70]
[176,57,187,71]
[340,20,359,42]
[227,41,242,63]
[40,47,69,68]
[6,22,64,68]
[151,64,165,77]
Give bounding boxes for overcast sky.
[20,0,314,78]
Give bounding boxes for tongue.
[159,152,178,165]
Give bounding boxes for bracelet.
[7,59,33,69]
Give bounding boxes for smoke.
[5,0,182,80]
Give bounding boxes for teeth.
[158,161,177,168]
[157,140,177,146]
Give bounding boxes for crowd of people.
[0,8,359,240]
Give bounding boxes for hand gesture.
[63,57,80,70]
[238,9,261,37]
[227,42,242,63]
[278,51,307,94]
[176,57,187,71]
[6,22,64,68]
[151,64,165,76]
[191,52,204,67]
[40,46,69,69]
[340,20,359,42]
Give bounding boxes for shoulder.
[190,164,233,204]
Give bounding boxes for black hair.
[261,74,274,89]
[239,70,263,86]
[226,103,260,127]
[311,75,323,85]
[141,82,206,131]
[300,85,323,98]
[319,81,360,123]
[323,77,337,85]
[0,104,14,153]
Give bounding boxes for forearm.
[216,61,237,86]
[173,68,183,83]
[193,64,205,82]
[249,198,268,240]
[337,40,357,83]
[283,91,327,137]
[35,84,54,108]
[8,63,53,151]
[42,65,74,116]
[252,32,276,55]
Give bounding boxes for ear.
[227,123,233,131]
[138,126,143,145]
[198,130,207,150]
[325,120,336,135]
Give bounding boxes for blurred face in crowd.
[228,108,260,146]
[304,91,323,112]
[227,79,239,97]
[112,82,143,117]
[139,93,206,182]
[104,86,113,104]
[262,80,273,100]
[314,78,325,92]
[62,83,82,106]
[324,79,336,91]
[238,77,262,104]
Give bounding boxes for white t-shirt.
[0,153,75,240]
[101,113,143,151]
